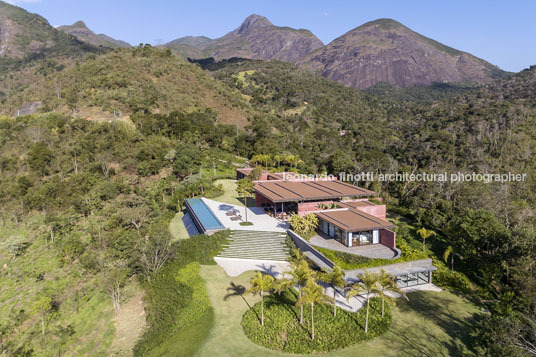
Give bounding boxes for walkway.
[310,234,397,259]
[202,198,289,232]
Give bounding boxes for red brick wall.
[380,229,396,249]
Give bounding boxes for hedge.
[242,289,391,353]
[133,230,229,356]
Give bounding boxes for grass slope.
[198,265,481,356]
[0,216,124,355]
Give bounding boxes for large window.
[395,271,430,288]
[352,231,372,246]
[334,227,345,245]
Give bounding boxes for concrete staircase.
[218,230,290,261]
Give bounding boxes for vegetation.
[133,230,229,356]
[236,178,255,222]
[246,272,275,326]
[200,265,481,356]
[0,23,535,354]
[315,239,428,270]
[289,213,319,239]
[242,289,391,353]
[416,227,436,252]
[320,265,346,316]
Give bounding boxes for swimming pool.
[185,198,225,234]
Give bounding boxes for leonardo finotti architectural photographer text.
[338,172,527,184]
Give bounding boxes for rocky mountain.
[0,1,99,58]
[58,21,130,48]
[165,14,324,63]
[299,18,506,89]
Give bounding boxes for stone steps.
[217,230,290,261]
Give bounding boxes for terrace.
[309,231,398,259]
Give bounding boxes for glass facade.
[395,271,430,288]
[352,230,373,246]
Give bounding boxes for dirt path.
[110,289,146,356]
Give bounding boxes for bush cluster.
[133,230,229,356]
[242,289,391,353]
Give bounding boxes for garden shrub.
[431,257,472,293]
[134,230,229,356]
[242,289,391,353]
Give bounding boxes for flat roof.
[237,168,255,175]
[254,180,376,203]
[338,201,375,208]
[316,208,394,232]
[347,259,437,280]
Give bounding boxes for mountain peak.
[358,18,406,30]
[72,20,89,29]
[236,14,272,33]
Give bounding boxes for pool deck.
[202,198,289,232]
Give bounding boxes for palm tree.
[416,227,436,252]
[276,258,314,324]
[443,245,463,270]
[297,280,332,340]
[347,272,379,333]
[247,272,274,326]
[321,265,346,316]
[376,270,408,318]
[236,178,255,223]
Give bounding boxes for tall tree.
[297,280,332,340]
[443,245,463,270]
[320,265,346,316]
[236,178,255,223]
[31,296,54,335]
[275,251,314,324]
[416,227,436,252]
[247,272,274,326]
[347,272,379,333]
[376,270,407,318]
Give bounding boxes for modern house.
[239,168,397,249]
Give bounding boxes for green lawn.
[169,211,190,241]
[212,179,256,207]
[197,265,481,356]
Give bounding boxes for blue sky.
[8,0,536,72]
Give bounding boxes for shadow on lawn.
[392,291,479,355]
[224,281,262,323]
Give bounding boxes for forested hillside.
[198,58,536,355]
[0,109,244,355]
[0,46,253,124]
[0,28,535,354]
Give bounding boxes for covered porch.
[309,231,398,260]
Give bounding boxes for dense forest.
[0,44,535,355]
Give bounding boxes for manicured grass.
[197,265,481,356]
[314,246,372,269]
[212,179,255,207]
[314,239,428,270]
[134,263,213,357]
[242,291,391,353]
[168,211,190,241]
